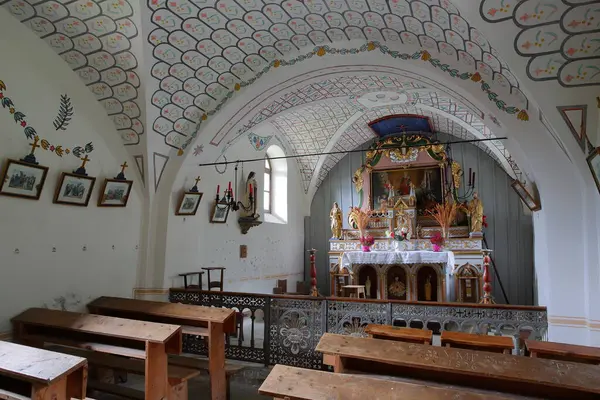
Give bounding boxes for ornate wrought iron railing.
[170,289,548,368]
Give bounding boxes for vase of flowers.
[359,234,375,252]
[386,226,411,251]
[430,232,445,252]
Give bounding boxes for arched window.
[264,145,287,223]
[264,156,272,213]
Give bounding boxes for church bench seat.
[525,339,600,365]
[441,330,514,354]
[0,340,88,400]
[259,364,520,400]
[316,333,600,399]
[364,323,433,345]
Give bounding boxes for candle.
[217,184,220,194]
[468,168,472,186]
[472,172,476,188]
[228,181,231,190]
[249,183,252,193]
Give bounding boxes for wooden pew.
[87,296,236,400]
[11,308,182,400]
[0,340,88,400]
[315,333,600,399]
[259,364,520,400]
[441,331,514,354]
[364,324,432,345]
[525,339,600,364]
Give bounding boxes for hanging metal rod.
[198,137,507,167]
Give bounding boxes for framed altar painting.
[511,180,541,212]
[176,192,203,216]
[210,201,229,223]
[98,178,133,207]
[53,172,96,206]
[588,147,600,195]
[371,166,444,210]
[0,159,48,200]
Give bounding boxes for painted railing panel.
[169,289,548,367]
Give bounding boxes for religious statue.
[425,274,432,301]
[467,192,484,233]
[451,161,463,189]
[365,276,371,298]
[243,172,258,219]
[388,276,406,298]
[329,202,342,239]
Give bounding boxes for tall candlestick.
[472,172,476,188]
[249,183,252,194]
[228,181,231,190]
[217,184,220,194]
[468,168,472,186]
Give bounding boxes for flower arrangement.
[386,226,411,242]
[430,232,444,252]
[427,201,459,239]
[349,206,372,237]
[359,235,375,246]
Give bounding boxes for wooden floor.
[92,365,270,400]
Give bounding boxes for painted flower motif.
[0,93,3,99]
[471,72,482,82]
[487,8,498,16]
[517,110,529,121]
[280,312,310,355]
[342,317,368,337]
[9,107,15,114]
[50,145,55,151]
[20,121,26,127]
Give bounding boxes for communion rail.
[169,289,548,369]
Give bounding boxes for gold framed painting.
[0,159,49,200]
[98,178,133,207]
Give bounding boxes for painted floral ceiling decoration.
[147,0,528,153]
[481,0,600,87]
[1,0,144,145]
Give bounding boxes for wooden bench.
[441,331,514,354]
[525,339,600,364]
[0,341,88,400]
[316,333,600,399]
[365,324,432,345]
[11,308,182,400]
[87,296,236,400]
[259,364,520,400]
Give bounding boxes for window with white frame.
[264,145,287,224]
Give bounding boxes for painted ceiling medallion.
[356,91,411,108]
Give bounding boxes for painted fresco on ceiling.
[1,0,144,145]
[146,0,529,155]
[368,114,434,136]
[481,0,600,87]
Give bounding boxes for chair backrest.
[276,279,287,293]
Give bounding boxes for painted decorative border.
[0,80,93,158]
[177,42,529,157]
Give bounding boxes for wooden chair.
[202,267,226,291]
[178,271,204,289]
[365,324,433,345]
[440,331,514,354]
[525,339,600,365]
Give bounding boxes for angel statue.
[242,171,258,219]
[330,202,342,240]
[467,192,484,233]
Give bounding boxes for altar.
[328,134,487,304]
[340,250,455,302]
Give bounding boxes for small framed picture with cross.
[98,161,133,207]
[175,176,203,216]
[0,159,49,200]
[54,173,96,206]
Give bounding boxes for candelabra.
[453,166,477,203]
[214,163,257,218]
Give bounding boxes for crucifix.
[29,136,41,155]
[120,161,128,175]
[80,155,90,169]
[195,176,201,186]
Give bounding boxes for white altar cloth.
[341,250,455,272]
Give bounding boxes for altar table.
[340,250,455,301]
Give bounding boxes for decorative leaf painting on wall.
[480,0,600,87]
[0,79,93,158]
[0,0,144,145]
[146,0,530,156]
[53,94,74,131]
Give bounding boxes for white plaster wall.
[164,138,306,293]
[0,9,143,331]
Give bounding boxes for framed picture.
[0,159,48,200]
[587,147,600,195]
[53,172,96,206]
[511,180,541,212]
[176,192,203,216]
[98,179,133,207]
[210,201,230,223]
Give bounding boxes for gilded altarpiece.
[329,135,485,303]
